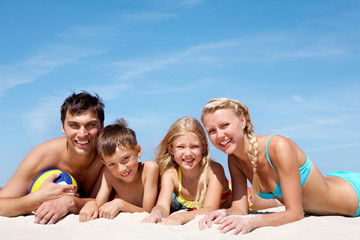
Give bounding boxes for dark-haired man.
[0,91,105,224]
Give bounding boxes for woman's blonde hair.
[201,98,262,195]
[156,117,210,207]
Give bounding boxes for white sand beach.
[1,206,359,240]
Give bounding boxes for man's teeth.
[220,139,231,146]
[77,140,89,144]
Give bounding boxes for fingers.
[45,173,61,182]
[34,206,62,225]
[141,215,160,223]
[218,216,248,235]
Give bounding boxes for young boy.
[79,118,159,222]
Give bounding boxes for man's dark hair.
[60,91,105,125]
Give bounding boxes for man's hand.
[34,195,75,224]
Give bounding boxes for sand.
[0,206,359,240]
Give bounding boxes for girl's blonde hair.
[156,117,210,207]
[201,98,262,195]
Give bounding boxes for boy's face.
[61,110,102,156]
[102,145,141,182]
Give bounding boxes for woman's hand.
[198,209,227,230]
[79,201,98,222]
[98,198,123,219]
[217,215,255,235]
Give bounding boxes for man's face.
[61,110,102,155]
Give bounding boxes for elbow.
[289,210,304,222]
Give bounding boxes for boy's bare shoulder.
[141,161,159,175]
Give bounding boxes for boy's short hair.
[60,91,105,125]
[97,118,137,158]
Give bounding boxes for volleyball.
[29,169,78,193]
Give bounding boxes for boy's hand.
[99,198,122,219]
[79,201,98,222]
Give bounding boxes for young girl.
[199,98,360,234]
[141,117,232,225]
[79,119,159,222]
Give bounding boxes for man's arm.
[0,138,74,217]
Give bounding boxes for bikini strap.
[266,134,278,174]
[178,167,182,193]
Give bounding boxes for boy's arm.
[99,162,159,218]
[141,161,159,212]
[78,169,111,222]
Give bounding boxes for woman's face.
[202,108,246,155]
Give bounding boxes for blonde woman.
[142,117,232,225]
[199,98,360,234]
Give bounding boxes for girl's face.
[169,132,205,171]
[202,108,246,155]
[102,145,141,183]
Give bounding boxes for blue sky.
[0,0,359,187]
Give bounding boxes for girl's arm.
[142,169,175,223]
[198,154,248,230]
[162,162,226,225]
[218,136,304,234]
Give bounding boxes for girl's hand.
[217,215,254,235]
[79,201,98,222]
[160,215,182,225]
[141,213,162,223]
[99,198,123,219]
[198,209,227,230]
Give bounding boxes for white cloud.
[122,12,178,22]
[307,142,360,153]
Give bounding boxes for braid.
[202,98,262,195]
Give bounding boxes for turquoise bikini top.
[258,134,312,199]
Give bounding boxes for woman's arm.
[226,154,249,215]
[198,154,248,230]
[217,136,305,234]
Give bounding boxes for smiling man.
[0,91,105,224]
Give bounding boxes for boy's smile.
[102,145,141,182]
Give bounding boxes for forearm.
[119,200,146,213]
[0,194,42,217]
[226,205,248,216]
[174,206,217,225]
[150,205,168,218]
[249,209,304,229]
